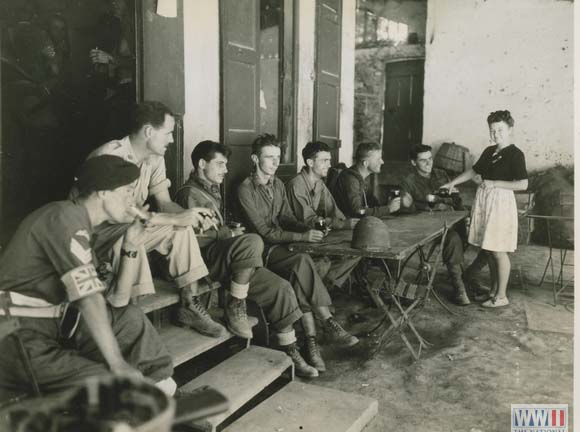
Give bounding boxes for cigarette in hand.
[128,206,150,223]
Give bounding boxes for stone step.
[178,345,293,432]
[224,381,378,432]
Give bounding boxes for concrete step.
[136,278,221,314]
[179,345,293,432]
[224,381,378,432]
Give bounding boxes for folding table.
[289,211,467,360]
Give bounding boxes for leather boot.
[448,265,471,305]
[225,295,253,339]
[304,336,326,372]
[323,317,359,347]
[285,342,318,378]
[175,296,228,338]
[464,251,490,299]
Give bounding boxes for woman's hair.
[487,110,514,127]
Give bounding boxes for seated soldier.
[400,144,488,303]
[332,142,408,218]
[237,134,360,366]
[175,141,319,377]
[286,141,361,290]
[0,155,175,395]
[82,101,237,338]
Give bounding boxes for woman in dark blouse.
[441,110,528,308]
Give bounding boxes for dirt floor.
[310,245,574,432]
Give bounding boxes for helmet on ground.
[351,216,391,252]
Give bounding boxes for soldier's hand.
[230,226,246,237]
[401,192,413,208]
[110,360,144,380]
[172,208,215,228]
[90,48,114,64]
[124,218,146,247]
[304,229,324,243]
[388,197,401,213]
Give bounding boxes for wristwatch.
[120,249,138,258]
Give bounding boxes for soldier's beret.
[77,155,140,195]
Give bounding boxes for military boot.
[448,265,471,305]
[175,296,228,338]
[285,342,318,378]
[304,336,326,372]
[225,295,253,339]
[323,317,359,347]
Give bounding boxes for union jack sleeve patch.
[61,264,105,301]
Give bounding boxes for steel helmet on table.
[351,216,391,252]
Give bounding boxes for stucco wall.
[339,0,356,165]
[182,0,220,175]
[423,0,573,171]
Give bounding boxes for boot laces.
[326,317,344,334]
[190,297,210,317]
[231,298,248,320]
[306,336,321,355]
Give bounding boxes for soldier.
[175,140,321,377]
[82,101,239,338]
[400,144,488,305]
[332,142,409,218]
[237,134,359,368]
[0,155,175,395]
[286,141,361,291]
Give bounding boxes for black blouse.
[472,144,528,181]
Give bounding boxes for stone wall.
[354,0,427,145]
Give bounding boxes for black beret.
[77,155,140,195]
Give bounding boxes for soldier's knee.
[238,233,264,255]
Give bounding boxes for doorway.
[382,59,424,162]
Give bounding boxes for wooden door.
[220,0,260,205]
[314,0,342,166]
[142,0,184,197]
[382,59,424,162]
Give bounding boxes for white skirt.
[468,185,518,252]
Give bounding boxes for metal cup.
[315,217,327,232]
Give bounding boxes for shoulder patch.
[70,237,92,264]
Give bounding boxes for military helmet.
[351,216,391,252]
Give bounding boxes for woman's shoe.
[481,297,509,308]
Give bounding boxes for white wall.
[295,0,317,167]
[339,0,356,164]
[423,0,573,171]
[182,0,221,175]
